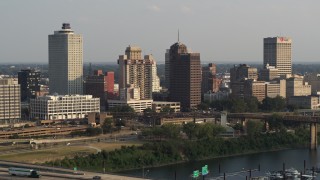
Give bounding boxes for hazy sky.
[1,0,319,64]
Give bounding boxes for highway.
[0,163,147,180]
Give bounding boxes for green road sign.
[74,167,77,171]
[202,165,209,175]
[193,170,200,178]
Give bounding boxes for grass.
[0,141,143,164]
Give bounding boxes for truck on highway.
[8,167,41,178]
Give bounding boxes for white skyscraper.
[49,23,83,95]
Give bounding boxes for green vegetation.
[206,96,288,113]
[47,121,311,172]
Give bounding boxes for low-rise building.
[30,95,100,120]
[107,99,153,113]
[152,101,180,112]
[287,96,319,109]
[203,91,230,102]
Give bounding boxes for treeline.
[200,96,298,113]
[47,122,310,172]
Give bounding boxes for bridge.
[157,112,319,150]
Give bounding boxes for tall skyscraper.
[49,23,83,95]
[118,45,160,100]
[167,42,201,111]
[264,37,292,76]
[18,69,41,101]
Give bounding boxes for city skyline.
[0,1,319,64]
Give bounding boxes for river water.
[120,147,320,179]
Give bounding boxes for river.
[119,147,320,179]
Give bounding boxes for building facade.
[288,96,319,110]
[286,76,311,98]
[84,70,115,109]
[108,99,153,113]
[49,23,83,95]
[244,80,266,102]
[118,46,160,100]
[259,64,279,82]
[202,63,219,94]
[152,101,181,113]
[30,95,100,120]
[18,69,41,102]
[167,42,201,111]
[0,78,21,123]
[230,64,258,99]
[264,37,292,76]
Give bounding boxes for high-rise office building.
[118,46,160,100]
[202,63,219,94]
[49,23,83,95]
[0,78,21,123]
[18,69,41,101]
[264,37,292,76]
[167,42,201,111]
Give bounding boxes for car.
[92,175,102,179]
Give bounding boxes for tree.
[161,124,181,139]
[102,118,114,133]
[260,96,286,112]
[197,102,210,111]
[182,122,199,140]
[245,97,260,112]
[230,97,246,113]
[143,108,155,113]
[110,105,135,112]
[246,120,263,137]
[267,113,285,131]
[160,105,174,113]
[86,127,102,136]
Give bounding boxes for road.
[0,161,147,180]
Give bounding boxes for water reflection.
[120,147,320,180]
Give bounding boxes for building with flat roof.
[0,78,21,123]
[18,69,41,102]
[108,99,153,113]
[286,76,311,98]
[259,64,279,82]
[288,96,319,110]
[152,101,181,113]
[30,95,100,120]
[49,23,83,95]
[264,37,292,76]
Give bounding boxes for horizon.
[1,1,320,63]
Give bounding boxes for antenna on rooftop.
[178,29,180,43]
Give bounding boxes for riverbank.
[116,145,309,173]
[46,130,311,173]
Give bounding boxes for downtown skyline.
[0,0,320,64]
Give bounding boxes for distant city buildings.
[118,46,161,100]
[84,70,115,110]
[286,75,311,98]
[49,23,83,95]
[0,78,21,123]
[202,63,220,94]
[230,64,258,99]
[18,69,40,101]
[264,37,292,76]
[30,95,100,120]
[167,41,201,111]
